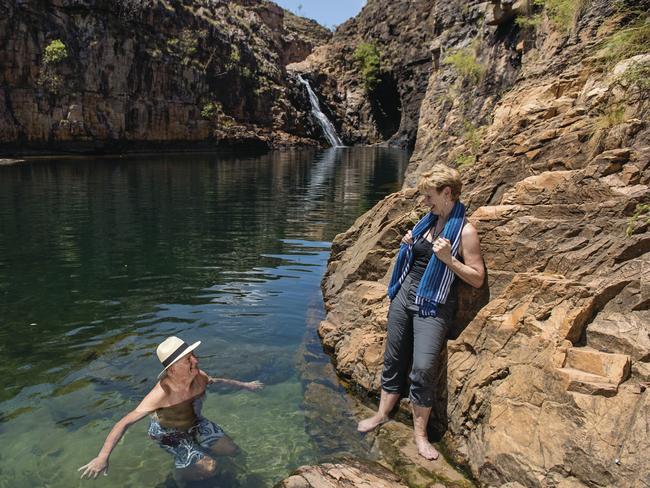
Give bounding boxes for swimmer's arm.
[202,370,264,391]
[78,388,164,479]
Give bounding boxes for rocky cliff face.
[290,0,522,149]
[317,0,650,486]
[0,0,330,153]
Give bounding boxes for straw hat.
[156,336,201,378]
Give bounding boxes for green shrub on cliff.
[516,0,585,32]
[201,101,224,120]
[462,121,485,155]
[598,17,650,68]
[353,42,381,91]
[167,29,204,66]
[43,39,68,65]
[230,47,241,64]
[240,67,253,80]
[455,153,476,168]
[443,44,485,85]
[39,39,68,92]
[534,0,585,31]
[454,121,486,169]
[595,105,627,129]
[515,15,543,29]
[626,203,650,237]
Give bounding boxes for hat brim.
[157,340,201,379]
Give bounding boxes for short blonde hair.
[416,164,462,200]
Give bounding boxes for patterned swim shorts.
[148,417,226,469]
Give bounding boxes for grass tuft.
[595,105,627,129]
[455,153,476,168]
[534,0,586,32]
[626,203,650,237]
[443,42,485,85]
[597,17,650,68]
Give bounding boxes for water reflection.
[0,147,407,486]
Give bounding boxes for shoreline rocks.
[312,0,649,486]
[274,458,408,488]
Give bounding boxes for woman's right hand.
[78,457,109,479]
[401,230,413,245]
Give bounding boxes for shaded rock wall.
[0,0,330,153]
[318,1,649,486]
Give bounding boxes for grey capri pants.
[381,274,457,407]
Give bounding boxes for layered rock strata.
[0,0,330,153]
[318,1,649,486]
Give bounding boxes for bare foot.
[357,414,389,433]
[414,434,439,460]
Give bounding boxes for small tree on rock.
[39,39,69,92]
[353,42,381,92]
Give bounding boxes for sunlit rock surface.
[314,0,650,486]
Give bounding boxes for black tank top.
[406,235,459,306]
[410,237,434,284]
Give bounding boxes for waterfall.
[297,75,344,147]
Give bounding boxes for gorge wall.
[0,0,331,153]
[311,0,650,486]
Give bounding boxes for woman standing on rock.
[358,164,485,461]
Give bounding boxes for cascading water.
[297,75,344,147]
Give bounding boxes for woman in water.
[357,164,485,461]
[78,336,263,481]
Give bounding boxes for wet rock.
[274,458,407,488]
[357,403,475,488]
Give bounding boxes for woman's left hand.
[433,237,452,265]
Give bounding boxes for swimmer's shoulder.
[137,381,169,413]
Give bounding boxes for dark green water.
[0,147,407,487]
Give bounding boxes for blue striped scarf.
[387,201,466,317]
